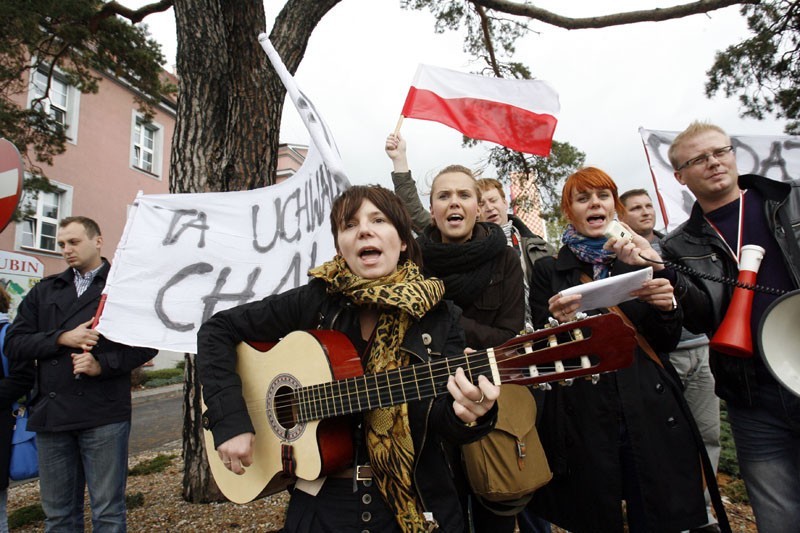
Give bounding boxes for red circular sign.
[0,138,24,233]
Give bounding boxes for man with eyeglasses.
[656,122,800,533]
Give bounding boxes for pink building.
[1,67,177,276]
[275,143,308,183]
[1,65,311,279]
[509,172,547,239]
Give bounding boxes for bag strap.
[0,322,10,377]
[578,273,663,368]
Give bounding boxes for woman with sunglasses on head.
[525,167,709,532]
[198,185,500,533]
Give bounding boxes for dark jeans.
[37,421,131,533]
[726,381,800,533]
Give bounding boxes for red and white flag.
[401,64,560,156]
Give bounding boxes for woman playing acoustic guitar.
[197,185,500,533]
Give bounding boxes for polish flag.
[401,64,560,156]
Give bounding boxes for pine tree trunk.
[170,0,342,504]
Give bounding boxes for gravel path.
[7,442,757,532]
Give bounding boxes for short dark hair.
[59,216,102,238]
[619,189,651,206]
[330,185,423,268]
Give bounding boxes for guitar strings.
[268,336,593,415]
[243,362,601,422]
[255,331,605,419]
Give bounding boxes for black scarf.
[418,222,507,308]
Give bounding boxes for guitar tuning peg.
[535,382,552,391]
[561,378,574,387]
[576,312,588,321]
[590,374,600,384]
[547,317,559,328]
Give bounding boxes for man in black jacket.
[6,216,156,532]
[658,122,800,533]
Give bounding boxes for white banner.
[639,128,800,231]
[96,36,350,354]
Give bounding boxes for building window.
[28,66,80,143]
[17,180,74,254]
[130,112,164,178]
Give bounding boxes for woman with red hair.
[524,167,710,532]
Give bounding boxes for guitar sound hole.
[274,385,297,430]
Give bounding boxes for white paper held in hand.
[560,267,653,312]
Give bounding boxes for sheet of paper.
[560,267,653,312]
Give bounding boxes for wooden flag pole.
[393,115,404,136]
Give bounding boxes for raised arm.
[386,132,432,234]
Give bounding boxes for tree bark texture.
[171,0,341,504]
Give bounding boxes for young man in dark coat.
[5,216,156,532]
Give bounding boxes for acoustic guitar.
[202,313,636,503]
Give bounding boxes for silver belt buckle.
[355,465,372,481]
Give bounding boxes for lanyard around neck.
[704,190,745,263]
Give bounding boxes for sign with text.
[97,153,347,353]
[640,128,800,231]
[0,250,44,320]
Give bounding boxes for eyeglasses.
[677,145,734,170]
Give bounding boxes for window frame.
[27,64,81,144]
[130,111,164,180]
[16,178,74,256]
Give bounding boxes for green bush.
[144,375,183,388]
[140,368,183,383]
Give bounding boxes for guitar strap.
[281,444,295,476]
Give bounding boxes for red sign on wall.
[0,138,24,233]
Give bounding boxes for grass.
[128,454,177,476]
[8,503,45,530]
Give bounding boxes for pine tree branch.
[92,0,175,29]
[468,0,760,30]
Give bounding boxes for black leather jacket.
[197,278,497,532]
[660,174,800,405]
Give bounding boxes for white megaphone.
[758,289,800,398]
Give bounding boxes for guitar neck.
[292,313,637,424]
[295,351,492,423]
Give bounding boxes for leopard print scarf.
[309,256,445,532]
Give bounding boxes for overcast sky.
[126,0,787,225]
